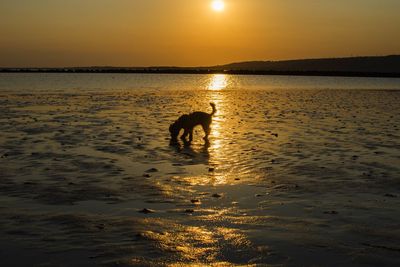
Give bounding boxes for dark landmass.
[1,55,400,78]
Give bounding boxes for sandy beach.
[0,74,400,266]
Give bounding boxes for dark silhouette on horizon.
[212,55,400,73]
[1,55,400,78]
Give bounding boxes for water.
[0,73,399,266]
[1,73,400,92]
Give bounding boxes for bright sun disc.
[211,0,225,12]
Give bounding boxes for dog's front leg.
[181,129,189,141]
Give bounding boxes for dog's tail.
[210,103,216,116]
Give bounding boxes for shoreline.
[1,68,400,78]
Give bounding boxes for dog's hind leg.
[201,124,211,140]
[189,128,194,142]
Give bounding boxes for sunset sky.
[1,0,399,67]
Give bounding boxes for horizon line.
[1,54,399,69]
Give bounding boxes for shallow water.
[0,74,400,266]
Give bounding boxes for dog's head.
[169,122,180,141]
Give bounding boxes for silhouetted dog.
[169,103,216,143]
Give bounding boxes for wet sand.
[1,84,400,266]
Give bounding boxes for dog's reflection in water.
[170,139,210,165]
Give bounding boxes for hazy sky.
[1,0,399,67]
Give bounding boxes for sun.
[211,0,225,12]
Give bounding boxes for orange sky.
[1,0,399,67]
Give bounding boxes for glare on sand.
[133,221,251,265]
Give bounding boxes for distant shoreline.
[2,55,400,78]
[1,68,399,78]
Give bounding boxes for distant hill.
[211,55,400,74]
[1,55,400,77]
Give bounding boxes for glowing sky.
[1,0,399,67]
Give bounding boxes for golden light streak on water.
[206,74,231,184]
[207,74,229,91]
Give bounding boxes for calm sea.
[1,73,400,92]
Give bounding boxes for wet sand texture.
[1,88,400,266]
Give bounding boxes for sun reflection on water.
[206,75,230,184]
[169,74,241,186]
[208,74,229,91]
